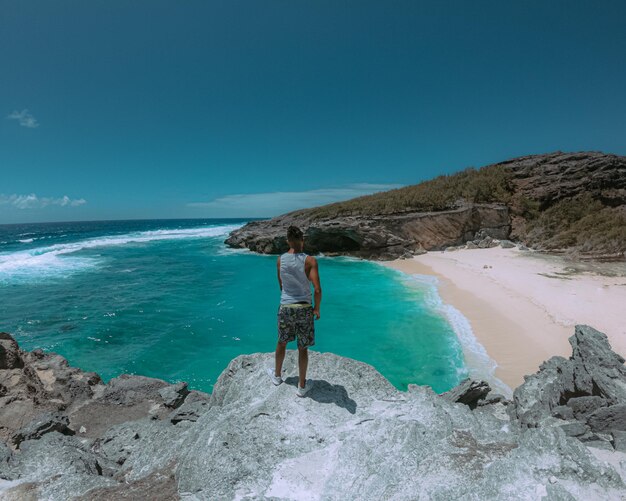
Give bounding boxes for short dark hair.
[287,225,304,241]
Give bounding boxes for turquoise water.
[0,219,468,393]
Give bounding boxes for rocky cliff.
[225,151,626,259]
[1,325,626,500]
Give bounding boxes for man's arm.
[277,256,282,291]
[307,256,322,320]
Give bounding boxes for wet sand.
[383,248,626,390]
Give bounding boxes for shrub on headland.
[300,165,514,219]
[525,194,626,255]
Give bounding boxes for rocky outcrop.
[503,151,626,209]
[1,327,626,499]
[225,203,510,260]
[226,151,626,259]
[512,325,626,451]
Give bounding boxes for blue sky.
[1,1,626,224]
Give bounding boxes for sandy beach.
[384,248,626,391]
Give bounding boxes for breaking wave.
[0,224,243,283]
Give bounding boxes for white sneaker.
[267,367,283,386]
[296,380,312,397]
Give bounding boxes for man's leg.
[298,347,308,389]
[275,341,287,378]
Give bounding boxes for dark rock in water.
[441,378,492,409]
[11,412,74,447]
[0,332,23,369]
[567,395,608,419]
[159,381,189,409]
[587,404,626,433]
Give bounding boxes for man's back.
[279,252,311,305]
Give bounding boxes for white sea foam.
[18,238,34,243]
[400,272,512,397]
[0,223,244,282]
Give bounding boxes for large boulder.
[512,325,626,427]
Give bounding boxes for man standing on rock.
[268,225,322,397]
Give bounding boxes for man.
[267,225,322,397]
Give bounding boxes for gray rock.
[476,393,509,407]
[2,326,626,499]
[100,374,169,406]
[0,333,23,369]
[441,378,492,409]
[11,412,74,447]
[567,395,607,419]
[478,236,496,248]
[75,462,178,501]
[611,430,626,452]
[585,440,615,451]
[169,399,209,425]
[512,325,626,434]
[9,432,102,481]
[588,404,626,433]
[225,204,511,259]
[552,405,575,420]
[558,421,589,437]
[499,239,516,248]
[465,241,479,249]
[158,381,189,409]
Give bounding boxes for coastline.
[382,247,626,390]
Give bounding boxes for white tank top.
[280,252,312,304]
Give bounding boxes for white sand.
[383,248,626,390]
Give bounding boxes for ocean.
[0,218,478,394]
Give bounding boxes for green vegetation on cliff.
[300,165,513,219]
[525,194,626,255]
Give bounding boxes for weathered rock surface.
[1,327,626,499]
[226,204,511,260]
[441,378,493,409]
[226,151,626,259]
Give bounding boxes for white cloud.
[7,109,39,128]
[187,183,403,217]
[0,193,87,209]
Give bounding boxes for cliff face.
[226,204,510,259]
[1,326,626,500]
[225,151,626,259]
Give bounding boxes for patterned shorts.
[277,304,315,349]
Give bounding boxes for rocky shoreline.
[1,325,626,499]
